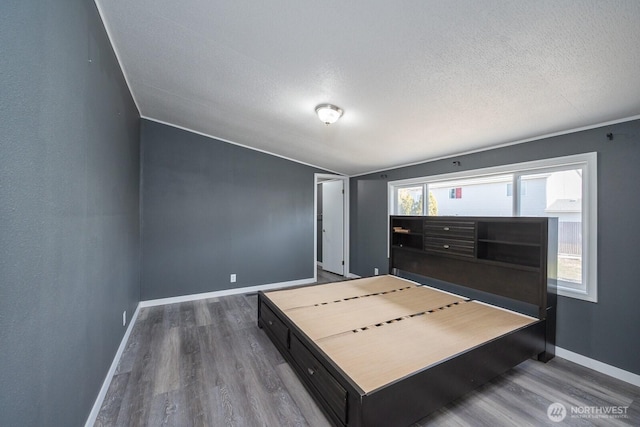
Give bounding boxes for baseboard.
[139,277,316,308]
[556,346,640,387]
[85,304,141,427]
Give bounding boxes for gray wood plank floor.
[96,276,640,426]
[316,267,347,285]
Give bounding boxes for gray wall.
[350,120,640,376]
[0,2,140,426]
[140,120,325,300]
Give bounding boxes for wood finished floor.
[96,273,640,426]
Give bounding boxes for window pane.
[428,174,513,216]
[520,169,583,289]
[396,186,424,215]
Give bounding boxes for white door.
[322,180,344,275]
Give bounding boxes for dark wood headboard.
[389,216,557,320]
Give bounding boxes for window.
[388,153,597,302]
[431,174,513,216]
[507,181,526,197]
[449,188,462,199]
[395,185,424,215]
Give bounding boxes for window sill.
[557,283,597,303]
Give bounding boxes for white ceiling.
[95,0,640,176]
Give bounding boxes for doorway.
[315,174,349,280]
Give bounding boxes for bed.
[258,216,557,427]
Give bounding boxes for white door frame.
[314,173,350,281]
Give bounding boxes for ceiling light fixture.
[315,104,343,125]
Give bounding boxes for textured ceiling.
[95,0,640,175]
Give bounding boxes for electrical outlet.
[374,268,379,276]
[122,310,126,327]
[230,273,237,283]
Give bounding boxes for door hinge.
[342,260,344,265]
[342,189,344,194]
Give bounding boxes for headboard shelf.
[390,216,557,320]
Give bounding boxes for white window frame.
[393,184,427,216]
[388,152,598,302]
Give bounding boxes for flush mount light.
[315,104,343,125]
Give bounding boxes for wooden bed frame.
[257,217,557,427]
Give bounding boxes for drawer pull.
[307,367,315,376]
[443,227,450,231]
[443,244,450,249]
[268,320,273,326]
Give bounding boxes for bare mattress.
[263,275,536,394]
